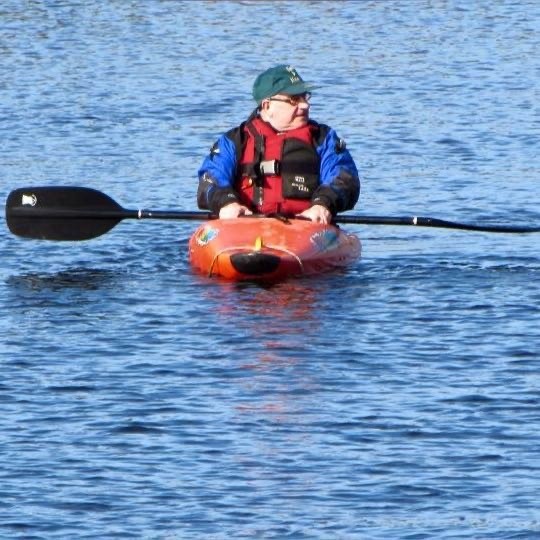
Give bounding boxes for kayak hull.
[188,217,361,282]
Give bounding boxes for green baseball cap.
[252,64,317,103]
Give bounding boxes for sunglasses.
[267,93,311,106]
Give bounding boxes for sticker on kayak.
[194,226,219,246]
[310,230,339,251]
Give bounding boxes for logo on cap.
[286,66,300,84]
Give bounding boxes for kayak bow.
[188,216,361,281]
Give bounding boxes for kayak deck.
[188,216,361,282]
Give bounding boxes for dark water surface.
[1,1,540,538]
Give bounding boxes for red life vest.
[235,117,321,215]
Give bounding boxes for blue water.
[1,1,540,538]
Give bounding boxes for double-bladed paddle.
[5,186,540,241]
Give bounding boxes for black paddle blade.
[6,186,127,240]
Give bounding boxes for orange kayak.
[188,216,361,281]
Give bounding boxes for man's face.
[261,93,311,131]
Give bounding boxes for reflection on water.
[203,278,328,423]
[208,278,324,337]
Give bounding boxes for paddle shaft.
[11,206,536,232]
[335,215,540,233]
[6,186,540,240]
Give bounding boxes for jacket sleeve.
[197,132,240,214]
[312,127,360,215]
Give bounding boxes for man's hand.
[219,202,253,219]
[297,204,332,224]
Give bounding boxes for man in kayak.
[197,65,360,224]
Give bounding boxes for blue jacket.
[197,116,360,215]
